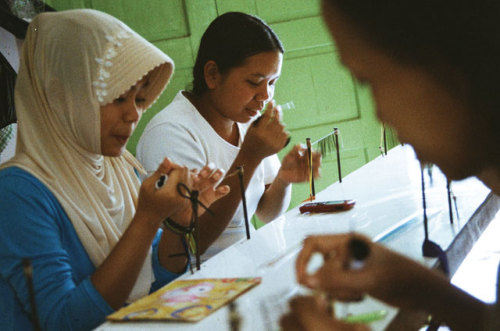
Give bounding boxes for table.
[96,145,498,331]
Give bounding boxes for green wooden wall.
[46,0,398,213]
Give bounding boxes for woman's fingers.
[280,296,368,331]
[192,164,224,192]
[296,235,348,283]
[297,234,370,289]
[312,151,322,178]
[187,163,231,212]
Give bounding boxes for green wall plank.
[275,52,358,131]
[215,0,257,15]
[256,0,320,23]
[271,16,333,56]
[91,0,188,41]
[185,0,218,60]
[156,37,194,70]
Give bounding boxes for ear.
[203,60,220,90]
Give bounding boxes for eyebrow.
[139,80,150,89]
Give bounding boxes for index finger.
[275,103,283,122]
[296,234,350,283]
[261,100,276,121]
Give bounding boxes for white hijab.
[1,9,174,301]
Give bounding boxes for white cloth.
[1,9,174,302]
[137,91,280,259]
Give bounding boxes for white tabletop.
[96,145,494,331]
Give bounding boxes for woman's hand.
[241,100,290,161]
[169,163,230,226]
[296,233,431,309]
[278,144,321,184]
[137,158,190,226]
[137,158,229,228]
[280,296,368,331]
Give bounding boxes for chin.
[414,149,474,181]
[430,158,483,181]
[102,147,125,157]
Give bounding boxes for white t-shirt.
[137,91,280,260]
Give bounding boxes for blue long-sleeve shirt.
[0,167,183,330]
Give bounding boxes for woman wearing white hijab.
[0,9,229,331]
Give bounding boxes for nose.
[255,84,273,103]
[123,99,141,123]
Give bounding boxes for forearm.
[412,270,488,331]
[90,212,159,309]
[197,152,262,253]
[256,176,291,223]
[158,229,189,273]
[384,253,489,331]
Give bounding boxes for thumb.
[214,184,230,199]
[152,158,175,190]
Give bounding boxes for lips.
[245,108,260,117]
[115,135,129,145]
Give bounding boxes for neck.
[184,91,239,145]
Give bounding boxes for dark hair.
[191,12,284,96]
[325,0,500,162]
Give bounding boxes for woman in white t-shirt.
[137,12,321,260]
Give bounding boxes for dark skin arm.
[193,102,321,253]
[256,144,321,222]
[280,296,368,331]
[91,158,229,309]
[188,103,286,254]
[295,233,491,331]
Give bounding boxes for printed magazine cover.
[107,277,262,322]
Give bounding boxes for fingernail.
[306,277,319,288]
[207,162,215,170]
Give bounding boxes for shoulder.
[0,167,61,217]
[0,167,51,195]
[0,167,66,244]
[144,91,199,130]
[139,92,204,144]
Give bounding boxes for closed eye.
[247,80,260,87]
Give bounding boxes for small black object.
[420,164,449,275]
[229,301,241,331]
[349,237,370,261]
[22,258,41,331]
[306,138,315,197]
[333,128,342,183]
[237,166,251,240]
[0,52,17,128]
[284,136,291,148]
[382,124,388,156]
[446,179,453,224]
[155,175,167,189]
